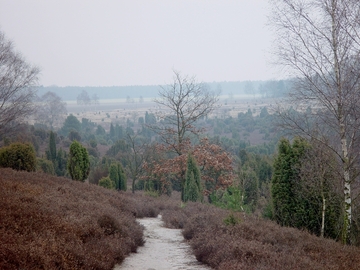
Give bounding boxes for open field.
[65,96,280,129]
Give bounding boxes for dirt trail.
[114,215,211,270]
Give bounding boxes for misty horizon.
[0,1,279,87]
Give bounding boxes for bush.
[37,158,55,175]
[87,147,98,158]
[89,139,97,148]
[210,186,244,212]
[0,142,36,171]
[99,177,115,189]
[223,212,241,226]
[0,168,145,269]
[160,202,360,270]
[99,138,107,145]
[89,165,109,185]
[68,130,81,141]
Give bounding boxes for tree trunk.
[331,0,351,243]
[340,121,351,243]
[132,178,136,194]
[321,196,326,238]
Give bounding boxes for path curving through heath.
[114,215,211,270]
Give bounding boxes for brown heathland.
[162,203,360,270]
[0,168,163,270]
[1,168,360,269]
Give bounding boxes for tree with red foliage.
[143,71,227,199]
[143,138,234,199]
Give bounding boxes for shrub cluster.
[0,142,36,171]
[2,167,359,270]
[0,168,160,269]
[161,202,360,270]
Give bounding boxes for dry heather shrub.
[0,168,146,270]
[161,208,188,228]
[98,214,122,235]
[160,201,360,270]
[120,191,180,218]
[3,168,359,270]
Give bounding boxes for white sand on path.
[114,215,211,270]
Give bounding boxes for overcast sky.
[0,0,276,87]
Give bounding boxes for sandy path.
[114,215,211,270]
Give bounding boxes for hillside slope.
[162,203,360,270]
[0,168,146,269]
[2,168,360,270]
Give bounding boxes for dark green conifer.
[271,137,308,227]
[67,140,90,181]
[118,163,127,191]
[48,131,57,163]
[183,154,202,202]
[109,163,119,189]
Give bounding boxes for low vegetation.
[0,142,37,172]
[162,203,360,270]
[0,168,164,269]
[1,168,360,269]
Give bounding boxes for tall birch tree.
[270,0,360,243]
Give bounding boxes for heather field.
[1,168,360,269]
[0,168,170,269]
[163,204,360,270]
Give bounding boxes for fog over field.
[0,1,276,87]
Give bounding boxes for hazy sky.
[0,0,276,87]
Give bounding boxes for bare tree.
[126,95,134,103]
[77,90,91,105]
[270,0,360,243]
[91,93,100,111]
[299,138,341,238]
[0,31,39,136]
[36,91,67,129]
[151,70,220,155]
[124,133,152,193]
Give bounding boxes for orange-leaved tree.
[142,138,234,200]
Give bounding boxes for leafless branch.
[149,70,220,155]
[0,31,39,136]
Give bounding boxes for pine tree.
[118,163,127,191]
[56,148,67,176]
[183,154,202,202]
[48,131,57,163]
[271,137,309,227]
[271,138,297,226]
[45,131,58,175]
[109,163,119,189]
[110,123,115,139]
[67,140,90,181]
